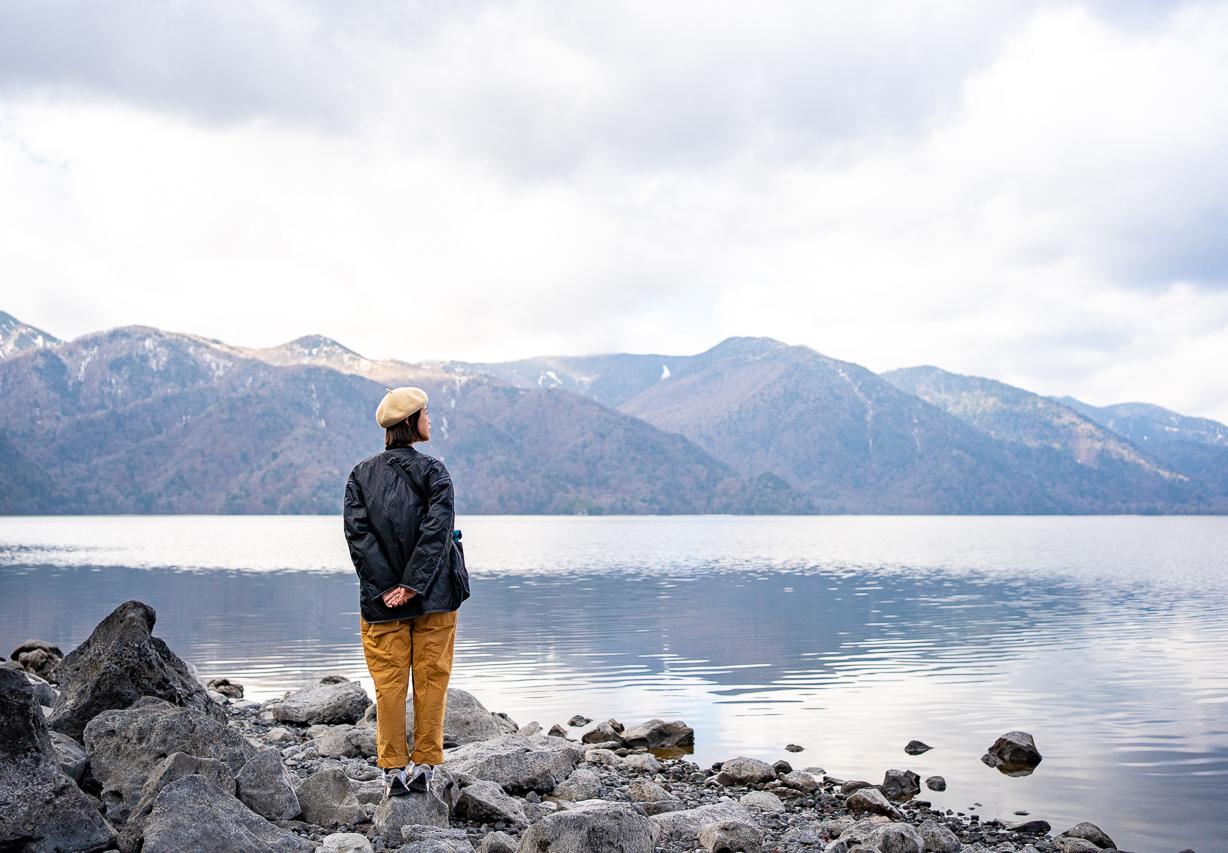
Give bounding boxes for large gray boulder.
[83,696,255,823]
[649,800,757,843]
[140,775,312,852]
[981,730,1043,773]
[846,787,903,819]
[444,733,584,794]
[553,767,604,801]
[881,768,921,801]
[366,687,503,747]
[454,779,529,828]
[917,819,961,853]
[516,799,658,852]
[625,778,683,815]
[117,752,237,853]
[236,746,301,820]
[0,668,116,852]
[620,718,694,749]
[1060,821,1117,849]
[713,755,777,786]
[373,791,450,845]
[296,767,366,827]
[866,821,924,853]
[272,675,371,725]
[314,723,378,759]
[49,600,224,739]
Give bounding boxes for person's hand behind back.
[381,588,416,608]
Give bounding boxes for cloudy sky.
[2,1,1227,420]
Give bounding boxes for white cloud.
[1,1,1227,420]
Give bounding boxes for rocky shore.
[1,601,1155,853]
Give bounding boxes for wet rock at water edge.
[904,739,932,755]
[981,730,1043,774]
[518,799,658,853]
[699,817,764,853]
[1060,821,1117,849]
[271,674,371,725]
[10,638,64,681]
[49,600,225,739]
[881,768,921,801]
[784,742,804,752]
[620,717,695,749]
[1008,818,1052,834]
[581,718,626,746]
[924,775,946,791]
[567,713,591,727]
[139,774,312,853]
[0,668,117,852]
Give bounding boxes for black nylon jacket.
[343,445,471,623]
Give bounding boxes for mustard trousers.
[359,609,457,768]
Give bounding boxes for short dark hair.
[385,409,426,449]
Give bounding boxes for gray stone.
[866,822,924,853]
[83,697,254,823]
[455,779,529,829]
[116,751,237,852]
[271,675,371,725]
[1055,838,1103,853]
[620,718,695,748]
[518,720,542,736]
[554,766,604,801]
[698,818,764,853]
[321,832,375,853]
[49,601,225,739]
[714,755,777,786]
[904,740,932,755]
[881,768,921,801]
[1007,819,1051,834]
[0,668,116,852]
[25,672,58,707]
[397,824,476,851]
[477,830,519,852]
[740,790,785,813]
[924,775,946,792]
[981,731,1042,771]
[918,819,960,853]
[373,792,450,845]
[846,787,903,819]
[625,778,683,815]
[566,714,591,727]
[650,800,757,842]
[622,752,661,773]
[140,775,312,852]
[315,723,378,758]
[297,767,366,827]
[581,719,626,746]
[267,726,296,744]
[583,747,621,766]
[780,770,820,792]
[9,639,64,681]
[354,778,387,804]
[50,729,88,782]
[517,799,658,852]
[444,733,584,794]
[208,677,245,698]
[547,723,570,738]
[237,746,301,820]
[1060,822,1116,849]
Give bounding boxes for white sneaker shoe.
[407,762,434,794]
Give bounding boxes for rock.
[0,668,117,852]
[140,774,312,852]
[366,687,503,747]
[1060,822,1117,849]
[116,752,238,852]
[567,714,591,727]
[622,752,661,773]
[840,780,874,795]
[772,759,792,774]
[477,830,519,852]
[917,819,960,853]
[698,818,764,853]
[518,720,542,736]
[83,697,255,823]
[581,719,626,746]
[779,770,819,792]
[625,778,683,815]
[354,778,386,804]
[267,726,296,743]
[271,675,371,725]
[1007,819,1052,834]
[981,731,1043,772]
[208,677,245,699]
[492,710,520,734]
[866,822,924,853]
[904,740,932,755]
[583,747,621,766]
[321,832,375,853]
[785,743,804,752]
[846,787,903,820]
[236,746,301,820]
[50,729,88,782]
[554,766,604,801]
[881,769,921,801]
[739,790,785,813]
[10,639,64,681]
[713,755,777,786]
[650,800,758,842]
[315,723,378,758]
[620,718,695,749]
[445,733,584,794]
[398,824,477,851]
[24,672,58,707]
[517,799,658,852]
[924,775,946,792]
[296,767,366,827]
[373,792,450,845]
[547,723,570,738]
[454,779,529,828]
[1055,838,1103,853]
[49,601,225,739]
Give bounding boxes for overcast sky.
[2,1,1226,420]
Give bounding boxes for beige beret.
[375,386,428,429]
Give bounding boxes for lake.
[2,515,1226,851]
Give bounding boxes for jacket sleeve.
[400,460,455,595]
[343,472,400,597]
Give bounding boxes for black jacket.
[343,445,470,623]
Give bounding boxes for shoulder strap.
[381,451,430,506]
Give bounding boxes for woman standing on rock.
[343,386,471,798]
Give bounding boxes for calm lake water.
[2,515,1226,851]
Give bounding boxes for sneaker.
[406,762,434,794]
[385,765,412,798]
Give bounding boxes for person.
[343,386,471,798]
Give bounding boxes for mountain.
[452,353,676,408]
[0,320,803,514]
[0,310,61,360]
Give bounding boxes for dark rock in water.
[785,743,804,752]
[140,775,312,853]
[49,600,224,739]
[621,717,695,748]
[0,668,117,852]
[519,799,658,852]
[208,677,245,699]
[1007,818,1052,834]
[904,739,932,755]
[881,768,921,801]
[567,713,591,727]
[981,730,1043,774]
[117,752,238,853]
[547,722,570,738]
[1061,821,1117,849]
[10,639,64,681]
[924,775,946,792]
[271,675,370,725]
[83,697,255,823]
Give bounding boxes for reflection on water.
[2,515,1227,851]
